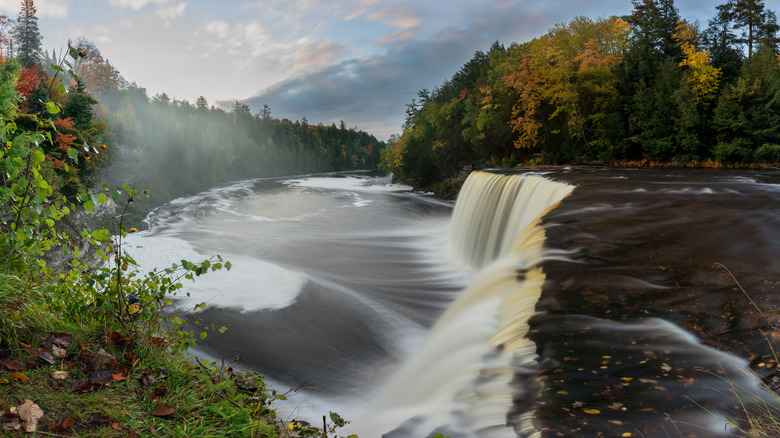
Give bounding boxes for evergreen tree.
[14,0,42,67]
[703,3,744,82]
[717,0,780,58]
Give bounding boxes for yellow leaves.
[583,408,601,414]
[674,20,722,105]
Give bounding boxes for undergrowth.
[0,47,355,437]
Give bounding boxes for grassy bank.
[0,254,353,437]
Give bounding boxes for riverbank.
[0,271,350,437]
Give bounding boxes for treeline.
[70,39,384,212]
[382,0,780,189]
[2,2,384,214]
[95,81,384,208]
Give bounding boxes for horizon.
[1,0,778,139]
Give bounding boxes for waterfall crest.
[353,171,574,438]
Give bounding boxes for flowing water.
[124,169,780,437]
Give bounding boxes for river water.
[124,169,780,437]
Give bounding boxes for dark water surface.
[125,169,780,437]
[531,168,780,437]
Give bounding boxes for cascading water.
[352,171,574,437]
[121,169,780,437]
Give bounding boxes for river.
[124,168,780,437]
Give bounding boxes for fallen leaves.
[52,370,71,380]
[0,359,26,370]
[10,372,30,383]
[47,415,75,432]
[0,412,21,431]
[151,404,176,417]
[15,399,44,433]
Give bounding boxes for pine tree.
[14,0,42,67]
[716,0,780,58]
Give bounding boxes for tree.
[14,0,42,67]
[627,0,682,60]
[703,3,744,82]
[717,0,780,58]
[195,96,208,110]
[674,20,723,106]
[72,39,125,100]
[713,44,780,161]
[503,16,630,161]
[0,14,12,58]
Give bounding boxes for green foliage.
[0,47,225,355]
[389,2,780,188]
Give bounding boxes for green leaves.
[44,101,60,114]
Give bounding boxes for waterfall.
[352,171,574,438]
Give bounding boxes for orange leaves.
[502,16,630,149]
[10,372,30,382]
[53,117,78,151]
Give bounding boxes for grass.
[0,269,348,437]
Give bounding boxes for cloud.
[240,0,553,138]
[108,0,186,25]
[108,0,167,10]
[155,2,186,25]
[93,24,110,43]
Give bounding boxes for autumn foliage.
[382,1,780,189]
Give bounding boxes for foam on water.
[123,232,306,311]
[284,174,413,192]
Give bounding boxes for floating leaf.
[583,409,601,414]
[17,400,44,433]
[151,404,176,417]
[0,359,26,370]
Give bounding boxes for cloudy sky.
[1,0,778,139]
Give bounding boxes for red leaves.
[52,118,78,151]
[15,65,43,111]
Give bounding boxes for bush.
[754,144,780,164]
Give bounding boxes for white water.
[351,172,574,437]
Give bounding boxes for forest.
[2,8,385,216]
[381,0,780,190]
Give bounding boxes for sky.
[1,0,779,139]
